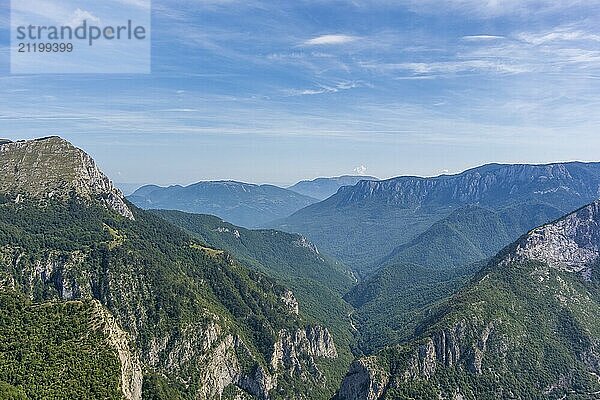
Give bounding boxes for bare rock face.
[336,357,389,400]
[502,200,600,276]
[91,300,143,400]
[280,289,300,315]
[294,236,320,255]
[0,136,133,219]
[271,326,338,379]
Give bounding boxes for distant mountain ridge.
[333,162,600,207]
[288,175,379,200]
[128,180,318,228]
[276,162,600,273]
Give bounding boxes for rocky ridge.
[334,163,600,208]
[502,200,600,277]
[0,137,133,219]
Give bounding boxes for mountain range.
[275,162,600,275]
[128,181,318,228]
[3,136,600,399]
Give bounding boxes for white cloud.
[285,81,365,96]
[304,34,358,46]
[518,30,600,45]
[64,8,101,27]
[462,35,505,41]
[363,60,528,76]
[354,165,368,175]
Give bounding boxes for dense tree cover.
[346,204,564,353]
[151,210,356,393]
[0,197,337,398]
[0,292,122,400]
[366,260,600,399]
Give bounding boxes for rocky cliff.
[502,200,600,277]
[334,163,600,208]
[0,137,133,219]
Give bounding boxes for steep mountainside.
[128,181,318,228]
[0,137,344,400]
[288,176,378,200]
[336,200,600,399]
[276,162,600,275]
[346,204,565,352]
[151,211,355,336]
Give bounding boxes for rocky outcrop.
[336,357,389,400]
[336,319,496,400]
[271,326,337,380]
[280,290,299,315]
[503,200,600,276]
[293,236,320,255]
[91,300,143,400]
[0,136,133,219]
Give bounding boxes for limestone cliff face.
[90,300,143,400]
[333,163,600,209]
[336,320,493,400]
[0,243,338,399]
[502,200,600,277]
[271,326,338,379]
[0,137,133,219]
[336,357,388,400]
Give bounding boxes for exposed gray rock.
[280,289,300,315]
[0,137,133,219]
[336,357,389,400]
[91,300,143,400]
[271,326,338,380]
[503,200,600,276]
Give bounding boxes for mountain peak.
[0,136,133,219]
[502,199,600,277]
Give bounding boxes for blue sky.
[1,0,600,186]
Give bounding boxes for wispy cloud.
[462,35,505,41]
[394,0,600,18]
[285,81,367,96]
[304,34,359,46]
[518,29,600,45]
